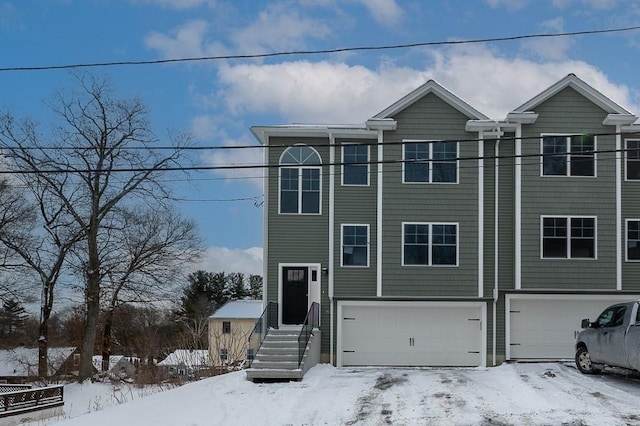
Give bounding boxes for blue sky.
[1,0,640,276]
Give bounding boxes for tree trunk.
[78,224,101,382]
[101,310,113,372]
[79,271,100,381]
[37,280,54,380]
[37,318,48,380]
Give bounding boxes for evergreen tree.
[0,299,29,345]
[228,273,248,300]
[248,275,263,300]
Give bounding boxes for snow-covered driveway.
[54,362,640,425]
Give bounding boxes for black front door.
[282,267,308,325]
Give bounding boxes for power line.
[1,25,639,72]
[0,146,635,175]
[3,130,640,152]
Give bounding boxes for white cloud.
[215,44,638,123]
[485,0,527,10]
[230,5,332,54]
[191,246,263,276]
[144,4,330,60]
[200,134,264,190]
[217,60,426,123]
[145,20,211,58]
[353,0,404,27]
[522,17,574,61]
[552,0,617,9]
[131,0,216,9]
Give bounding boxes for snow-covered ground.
[24,362,640,425]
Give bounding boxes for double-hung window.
[542,216,596,259]
[403,141,458,183]
[342,144,369,185]
[402,223,458,266]
[222,321,231,334]
[627,219,640,261]
[542,134,595,177]
[626,140,640,180]
[279,146,322,214]
[220,348,228,361]
[341,225,369,267]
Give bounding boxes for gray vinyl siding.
[380,93,480,297]
[265,136,330,303]
[333,138,378,297]
[519,87,617,289]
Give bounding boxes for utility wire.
[1,25,640,72]
[3,131,640,152]
[0,146,634,175]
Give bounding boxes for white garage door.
[338,302,485,367]
[507,295,640,360]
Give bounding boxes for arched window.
[279,146,322,214]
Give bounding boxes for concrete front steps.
[246,328,320,382]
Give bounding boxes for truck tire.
[575,346,599,374]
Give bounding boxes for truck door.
[590,304,627,367]
[626,303,640,370]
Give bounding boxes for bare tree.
[0,170,81,378]
[0,74,191,381]
[96,206,201,371]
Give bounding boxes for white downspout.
[515,124,522,290]
[616,124,622,290]
[493,133,501,366]
[377,130,384,297]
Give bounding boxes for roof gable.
[513,73,631,115]
[373,80,489,120]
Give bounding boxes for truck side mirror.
[581,318,590,329]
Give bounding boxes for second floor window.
[222,321,231,333]
[342,225,369,267]
[403,223,457,266]
[342,144,369,185]
[403,141,458,183]
[279,146,322,214]
[542,216,596,259]
[542,134,595,177]
[626,140,640,180]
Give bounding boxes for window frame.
[341,143,370,186]
[540,215,597,260]
[402,140,459,184]
[278,146,322,215]
[219,348,228,361]
[625,139,640,181]
[222,321,231,334]
[401,222,459,267]
[540,134,597,178]
[340,224,370,268]
[626,219,640,262]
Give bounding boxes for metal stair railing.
[247,301,278,367]
[297,302,319,368]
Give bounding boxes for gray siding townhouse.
[251,74,640,367]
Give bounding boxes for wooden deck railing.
[0,385,64,418]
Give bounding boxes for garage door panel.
[508,297,640,359]
[340,303,484,367]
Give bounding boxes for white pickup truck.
[575,300,640,374]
